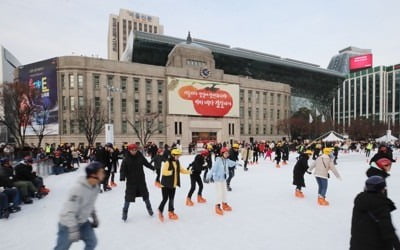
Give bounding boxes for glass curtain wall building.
[333,64,400,127]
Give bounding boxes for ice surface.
[1,151,400,250]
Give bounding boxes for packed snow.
[2,151,400,250]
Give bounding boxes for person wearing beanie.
[120,144,155,222]
[158,149,191,222]
[350,176,400,250]
[307,147,341,206]
[54,161,105,250]
[369,144,396,165]
[185,150,209,206]
[206,147,237,216]
[292,150,313,198]
[366,157,392,179]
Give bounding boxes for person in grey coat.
[54,162,105,250]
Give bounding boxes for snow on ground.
[2,151,400,250]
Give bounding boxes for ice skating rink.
[2,151,400,250]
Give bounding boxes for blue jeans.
[3,188,21,207]
[54,222,97,250]
[316,177,328,198]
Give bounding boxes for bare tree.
[0,82,36,148]
[127,113,163,148]
[76,101,106,146]
[29,106,50,148]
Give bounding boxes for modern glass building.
[122,32,345,116]
[333,64,400,127]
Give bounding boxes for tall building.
[108,8,164,61]
[0,45,21,142]
[328,46,371,74]
[333,64,400,128]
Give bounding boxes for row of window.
[62,96,164,114]
[240,124,278,135]
[186,60,206,67]
[62,119,164,135]
[239,107,288,120]
[61,74,165,95]
[240,89,289,106]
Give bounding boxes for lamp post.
[104,84,121,144]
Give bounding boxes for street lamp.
[104,84,121,144]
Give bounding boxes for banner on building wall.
[18,58,59,135]
[349,54,373,71]
[168,77,239,117]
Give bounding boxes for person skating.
[54,162,105,250]
[350,176,400,250]
[292,150,313,198]
[226,143,239,191]
[95,143,113,192]
[282,142,289,165]
[158,149,191,222]
[206,147,236,216]
[366,157,392,179]
[365,142,373,159]
[307,148,341,206]
[274,143,282,168]
[150,148,164,188]
[109,147,120,187]
[370,144,396,165]
[120,144,155,222]
[313,143,322,160]
[186,150,209,206]
[241,144,252,171]
[202,145,213,182]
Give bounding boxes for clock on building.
[200,67,210,78]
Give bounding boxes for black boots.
[227,184,232,192]
[1,209,9,219]
[122,209,128,221]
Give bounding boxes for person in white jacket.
[307,148,341,206]
[54,162,105,250]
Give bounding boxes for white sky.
[1,0,399,67]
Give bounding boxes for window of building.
[240,124,244,134]
[263,125,266,135]
[139,23,142,31]
[240,107,244,116]
[174,122,182,135]
[248,124,252,135]
[263,92,267,104]
[154,26,158,34]
[240,89,244,102]
[70,120,75,134]
[134,99,139,113]
[149,25,153,33]
[107,75,113,86]
[157,80,163,94]
[135,13,140,19]
[69,96,75,111]
[78,96,84,110]
[277,94,281,106]
[120,77,127,91]
[134,22,137,30]
[122,120,127,134]
[270,93,274,105]
[248,90,252,102]
[110,97,114,113]
[128,21,132,33]
[95,97,101,110]
[77,74,83,89]
[158,121,163,134]
[256,125,259,135]
[134,78,139,91]
[256,91,260,103]
[93,74,100,89]
[270,125,273,135]
[62,96,67,111]
[146,100,151,113]
[263,108,267,119]
[144,24,147,32]
[79,120,84,134]
[63,120,67,134]
[248,109,252,118]
[146,79,152,93]
[256,108,259,119]
[231,123,235,135]
[277,110,280,120]
[69,74,74,89]
[61,74,65,89]
[270,109,274,120]
[158,101,163,114]
[121,98,127,113]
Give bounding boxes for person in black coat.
[120,144,155,221]
[350,176,400,250]
[95,143,113,192]
[370,145,396,165]
[150,149,164,188]
[366,157,392,179]
[275,143,282,168]
[226,144,239,191]
[186,150,209,206]
[292,150,312,198]
[282,142,290,165]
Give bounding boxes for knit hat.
[220,147,229,154]
[200,150,209,157]
[376,158,392,169]
[85,161,103,178]
[127,144,138,151]
[365,176,386,192]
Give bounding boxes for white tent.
[322,131,345,142]
[376,134,398,143]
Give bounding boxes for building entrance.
[192,132,217,143]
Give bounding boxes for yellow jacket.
[161,160,190,188]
